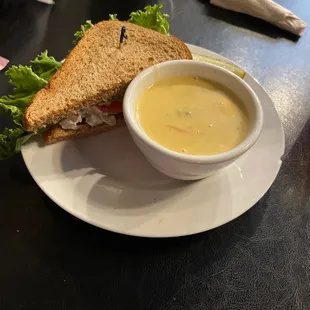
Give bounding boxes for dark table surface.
[1,0,310,309]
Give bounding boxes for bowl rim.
[123,60,264,164]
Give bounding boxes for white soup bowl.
[123,60,263,180]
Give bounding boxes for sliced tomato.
[97,100,123,113]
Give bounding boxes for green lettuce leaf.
[0,65,47,129]
[128,4,169,35]
[0,128,35,160]
[73,20,93,45]
[109,14,118,21]
[0,103,25,127]
[0,93,35,112]
[6,65,47,98]
[31,50,62,80]
[108,4,169,34]
[0,53,62,160]
[0,64,47,119]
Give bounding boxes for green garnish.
[73,20,94,45]
[109,14,118,21]
[128,4,169,35]
[31,50,62,80]
[109,4,169,35]
[0,128,35,160]
[0,51,61,159]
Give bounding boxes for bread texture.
[24,21,192,132]
[43,114,125,145]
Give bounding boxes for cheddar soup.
[136,76,249,155]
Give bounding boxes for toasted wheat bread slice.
[43,114,125,145]
[24,21,192,132]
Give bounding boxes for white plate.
[21,45,285,238]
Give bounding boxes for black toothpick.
[119,26,128,48]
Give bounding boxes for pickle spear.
[192,54,246,79]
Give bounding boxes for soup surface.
[136,76,249,155]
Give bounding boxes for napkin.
[210,0,306,36]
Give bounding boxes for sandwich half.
[23,20,192,144]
